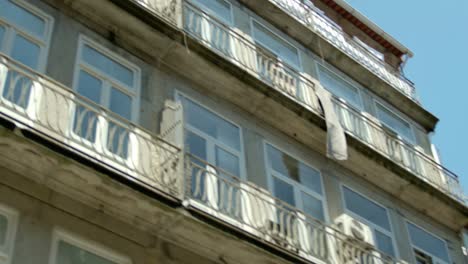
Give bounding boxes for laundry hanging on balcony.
[315,82,348,160]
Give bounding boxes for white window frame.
[340,184,399,258]
[263,141,329,223]
[374,100,416,144]
[405,220,452,264]
[72,35,141,122]
[175,91,247,180]
[68,35,142,164]
[0,204,18,264]
[250,18,302,71]
[188,0,234,26]
[48,228,132,264]
[316,64,364,110]
[0,0,54,72]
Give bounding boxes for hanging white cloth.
[315,82,348,160]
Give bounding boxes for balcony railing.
[183,1,322,114]
[268,0,418,102]
[0,54,182,198]
[185,154,399,264]
[332,98,464,202]
[133,0,180,26]
[180,1,464,203]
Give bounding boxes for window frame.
[250,18,302,71]
[72,35,141,123]
[48,228,132,264]
[340,184,399,258]
[316,64,364,110]
[188,0,234,26]
[263,140,329,223]
[374,100,416,144]
[0,204,18,264]
[175,90,247,180]
[0,0,54,72]
[405,220,452,264]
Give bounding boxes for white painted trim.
[404,219,452,264]
[339,184,399,258]
[188,0,234,26]
[262,140,329,223]
[250,18,303,71]
[175,90,247,180]
[0,204,19,264]
[48,228,132,264]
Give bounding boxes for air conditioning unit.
[335,214,375,248]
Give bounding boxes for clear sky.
[344,0,468,193]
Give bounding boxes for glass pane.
[376,104,413,142]
[302,192,324,221]
[11,34,40,69]
[73,105,98,143]
[407,223,450,263]
[186,131,207,199]
[193,0,232,24]
[182,96,240,151]
[319,68,361,107]
[375,231,395,257]
[56,240,118,264]
[267,144,299,181]
[0,0,46,38]
[107,122,129,159]
[2,71,33,108]
[82,44,134,88]
[109,88,131,119]
[343,187,391,231]
[273,176,295,206]
[299,164,322,195]
[0,214,7,247]
[266,144,322,194]
[0,25,5,48]
[186,130,207,160]
[77,70,102,104]
[215,146,240,177]
[253,21,300,68]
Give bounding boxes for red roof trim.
[318,0,404,57]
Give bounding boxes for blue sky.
[345,0,468,192]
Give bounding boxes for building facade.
[0,0,467,264]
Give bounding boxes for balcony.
[185,154,399,264]
[0,54,182,199]
[177,1,465,204]
[266,0,418,102]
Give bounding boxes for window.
[50,229,131,264]
[407,222,450,264]
[252,20,300,69]
[179,94,244,212]
[0,204,18,264]
[375,102,415,143]
[0,0,53,108]
[72,36,140,158]
[265,143,326,222]
[190,0,232,25]
[342,186,397,257]
[180,94,243,176]
[318,66,362,108]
